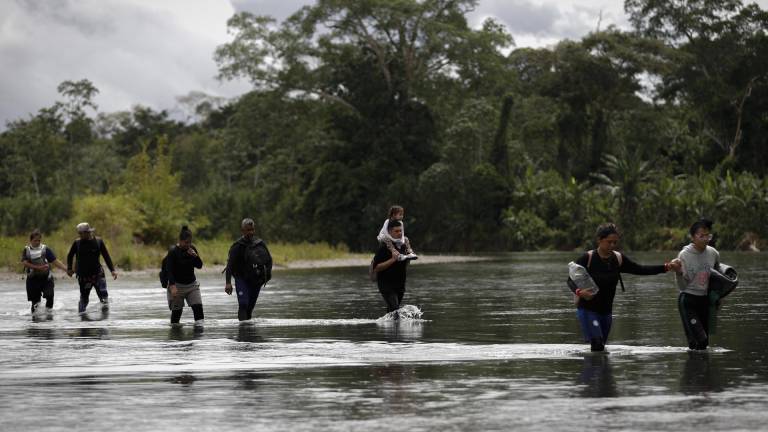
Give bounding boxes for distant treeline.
[1,0,767,252]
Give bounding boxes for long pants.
[235,276,263,321]
[26,276,54,311]
[378,284,405,313]
[678,292,710,350]
[78,271,108,313]
[577,308,613,352]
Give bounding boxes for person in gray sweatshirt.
[674,219,720,350]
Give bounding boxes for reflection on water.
[680,351,724,394]
[80,309,110,322]
[377,320,424,341]
[168,325,205,341]
[578,354,618,398]
[77,326,109,339]
[235,322,264,343]
[0,252,767,431]
[169,374,197,386]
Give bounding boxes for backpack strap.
[590,249,625,292]
[614,251,625,292]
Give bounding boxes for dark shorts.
[167,281,202,310]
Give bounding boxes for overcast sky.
[1,0,766,128]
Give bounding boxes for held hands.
[225,283,233,295]
[66,269,74,277]
[665,258,682,273]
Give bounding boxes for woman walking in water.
[569,223,679,352]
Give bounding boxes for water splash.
[377,304,423,322]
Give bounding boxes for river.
[1,252,766,431]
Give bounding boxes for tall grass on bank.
[1,235,367,273]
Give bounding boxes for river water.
[1,252,767,431]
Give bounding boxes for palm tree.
[591,151,656,248]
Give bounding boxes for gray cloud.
[0,0,251,129]
[231,0,312,21]
[469,0,562,36]
[2,0,768,128]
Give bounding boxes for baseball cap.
[76,222,95,233]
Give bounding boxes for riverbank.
[0,253,492,280]
[0,235,366,274]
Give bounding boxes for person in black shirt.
[225,218,273,321]
[569,223,679,352]
[165,226,204,325]
[371,220,410,314]
[66,222,117,313]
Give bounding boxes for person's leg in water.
[678,292,709,350]
[186,282,204,324]
[379,287,401,316]
[43,278,54,310]
[168,285,184,324]
[26,277,43,313]
[577,308,612,352]
[94,273,109,310]
[78,279,93,314]
[235,277,262,321]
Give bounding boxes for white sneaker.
[194,319,205,327]
[403,253,419,261]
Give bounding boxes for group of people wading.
[20,204,733,352]
[568,219,737,352]
[22,218,272,326]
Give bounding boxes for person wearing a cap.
[66,222,118,313]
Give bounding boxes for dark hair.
[596,223,619,240]
[29,229,42,240]
[689,218,713,237]
[388,205,404,218]
[179,225,192,241]
[387,220,403,231]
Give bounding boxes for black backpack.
[244,240,271,282]
[159,247,174,288]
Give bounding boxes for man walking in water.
[224,218,272,321]
[372,220,410,315]
[66,222,117,313]
[673,218,720,350]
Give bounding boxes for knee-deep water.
[1,252,767,431]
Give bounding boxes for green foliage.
[2,2,768,256]
[118,137,207,245]
[65,194,143,242]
